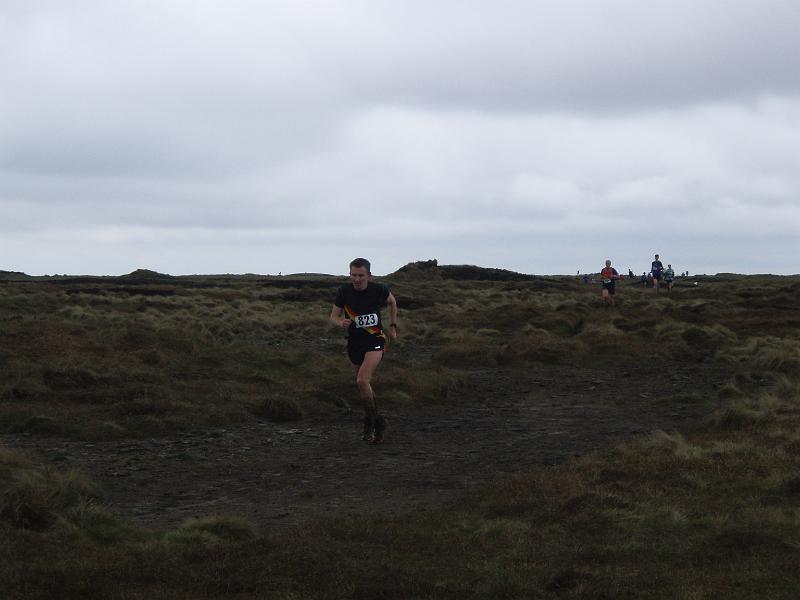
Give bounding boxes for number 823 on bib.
[354,313,378,328]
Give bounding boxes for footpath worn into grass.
[3,361,728,531]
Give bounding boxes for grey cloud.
[2,1,800,275]
[333,1,800,112]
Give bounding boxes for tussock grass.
[1,448,102,532]
[435,331,501,367]
[1,275,792,439]
[7,414,79,436]
[0,365,51,401]
[653,321,737,358]
[162,515,256,545]
[717,382,745,399]
[1,278,443,437]
[704,397,778,431]
[717,336,800,374]
[2,275,800,598]
[502,326,583,364]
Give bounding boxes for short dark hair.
[349,257,371,272]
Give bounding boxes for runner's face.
[349,266,370,290]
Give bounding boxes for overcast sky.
[2,1,799,276]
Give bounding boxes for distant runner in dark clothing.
[651,254,664,294]
[330,258,398,444]
[600,259,620,307]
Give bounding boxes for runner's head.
[655,254,659,260]
[605,259,612,267]
[349,257,371,290]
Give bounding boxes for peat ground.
[2,360,729,531]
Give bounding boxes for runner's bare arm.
[387,293,398,341]
[329,305,351,329]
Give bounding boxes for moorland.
[1,261,799,599]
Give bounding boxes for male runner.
[651,254,664,294]
[600,259,620,307]
[330,258,398,444]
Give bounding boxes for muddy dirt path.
[2,363,728,531]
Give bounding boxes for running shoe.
[362,415,375,443]
[372,415,386,444]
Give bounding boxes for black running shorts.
[347,337,386,366]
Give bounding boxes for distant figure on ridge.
[651,254,664,294]
[329,258,398,444]
[600,259,620,307]
[664,264,675,293]
[628,268,635,278]
[640,272,648,288]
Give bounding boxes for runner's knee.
[356,370,373,387]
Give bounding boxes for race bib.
[354,313,379,329]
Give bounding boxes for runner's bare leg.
[355,350,383,411]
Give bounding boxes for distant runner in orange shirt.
[600,259,620,307]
